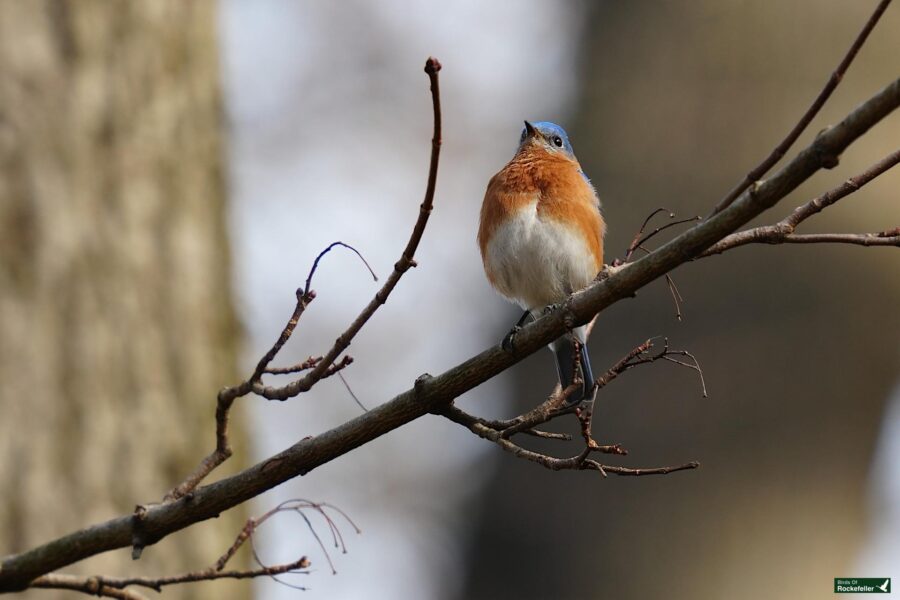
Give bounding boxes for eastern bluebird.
[478,121,605,403]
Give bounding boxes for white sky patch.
[218,2,583,599]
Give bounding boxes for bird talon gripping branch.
[500,326,521,352]
[542,302,561,316]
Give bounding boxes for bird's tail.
[551,330,594,404]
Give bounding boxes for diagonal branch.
[162,58,443,501]
[164,286,317,502]
[1,72,898,595]
[709,0,893,215]
[702,147,900,256]
[30,560,310,598]
[28,499,358,597]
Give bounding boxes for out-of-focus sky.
[219,1,584,598]
[219,2,899,598]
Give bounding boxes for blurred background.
[1,1,898,599]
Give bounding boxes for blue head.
[518,121,576,159]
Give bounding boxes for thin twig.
[620,210,697,321]
[662,350,708,398]
[163,285,316,501]
[441,404,691,477]
[630,216,702,259]
[438,337,705,476]
[624,207,674,262]
[709,0,893,215]
[337,372,369,413]
[162,59,443,500]
[635,244,686,321]
[304,241,378,296]
[30,561,311,598]
[29,501,359,596]
[597,462,700,476]
[249,57,443,402]
[264,355,323,375]
[703,147,900,256]
[29,577,148,600]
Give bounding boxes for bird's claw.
[542,303,561,316]
[501,326,521,352]
[598,262,625,280]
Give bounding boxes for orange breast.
[478,145,604,276]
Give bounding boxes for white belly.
[485,201,598,311]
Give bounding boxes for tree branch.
[162,57,442,502]
[709,0,893,215]
[247,56,443,403]
[440,403,697,478]
[27,498,358,597]
[2,72,897,593]
[437,336,705,475]
[702,147,900,256]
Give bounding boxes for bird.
[478,120,605,404]
[878,580,890,593]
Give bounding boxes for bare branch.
[709,0,893,215]
[767,232,900,246]
[29,499,360,597]
[623,207,674,262]
[632,244,686,321]
[440,404,693,478]
[337,372,369,413]
[248,57,443,402]
[600,462,701,476]
[1,69,898,595]
[264,355,323,375]
[627,214,702,262]
[162,57,443,501]
[163,286,316,501]
[30,576,148,600]
[304,241,378,297]
[438,337,705,477]
[703,147,900,256]
[31,559,311,597]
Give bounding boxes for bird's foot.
[542,303,561,316]
[502,309,533,352]
[597,262,626,281]
[501,326,521,352]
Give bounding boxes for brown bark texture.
[0,1,248,598]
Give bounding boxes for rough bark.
[0,2,247,598]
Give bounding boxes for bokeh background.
[1,1,898,599]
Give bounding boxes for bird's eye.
[552,136,563,148]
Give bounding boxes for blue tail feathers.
[552,333,595,404]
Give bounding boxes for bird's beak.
[523,120,538,139]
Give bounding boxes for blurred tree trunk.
[0,2,248,598]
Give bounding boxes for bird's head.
[518,121,575,158]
